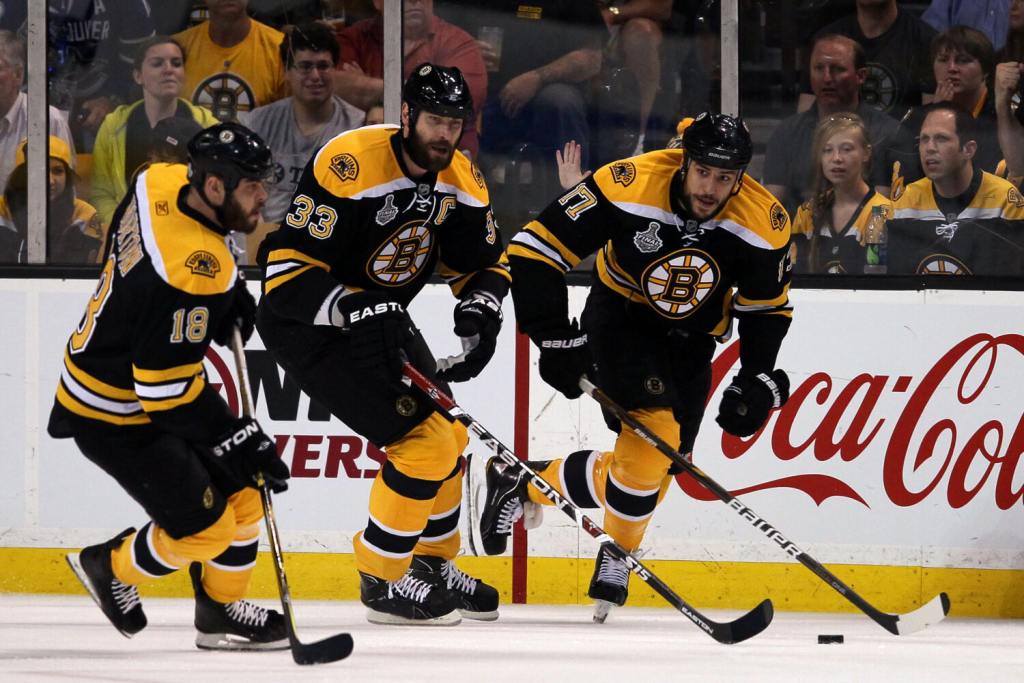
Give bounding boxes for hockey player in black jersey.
[479,113,795,620]
[56,122,292,650]
[257,64,509,625]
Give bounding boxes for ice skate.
[190,562,288,650]
[476,455,545,556]
[359,567,461,626]
[412,554,499,621]
[588,544,630,624]
[66,528,147,638]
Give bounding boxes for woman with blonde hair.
[792,113,891,274]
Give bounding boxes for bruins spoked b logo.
[368,220,434,285]
[641,248,719,319]
[193,73,256,121]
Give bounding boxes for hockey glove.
[436,291,503,383]
[332,290,415,380]
[715,370,790,437]
[535,320,592,400]
[212,277,257,347]
[210,417,290,493]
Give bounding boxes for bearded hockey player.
[56,122,292,649]
[257,63,509,625]
[480,112,794,621]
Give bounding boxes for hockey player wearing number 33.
[480,113,794,619]
[256,63,510,625]
[53,122,293,650]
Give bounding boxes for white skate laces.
[441,560,478,595]
[596,552,629,589]
[225,600,270,627]
[390,573,434,604]
[495,497,524,535]
[111,580,141,614]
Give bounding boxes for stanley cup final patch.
[634,222,663,253]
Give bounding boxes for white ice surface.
[1,595,1021,682]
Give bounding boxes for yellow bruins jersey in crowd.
[175,19,286,122]
[48,163,239,443]
[792,191,891,274]
[887,170,1024,276]
[508,149,792,349]
[258,125,509,325]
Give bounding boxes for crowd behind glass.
[1,0,1022,278]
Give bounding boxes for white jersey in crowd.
[240,96,365,223]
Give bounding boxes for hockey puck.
[817,634,844,644]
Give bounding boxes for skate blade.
[195,632,290,651]
[65,553,138,639]
[458,608,499,622]
[465,453,488,556]
[593,600,615,624]
[366,608,462,626]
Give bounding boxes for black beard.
[217,191,257,234]
[403,125,455,173]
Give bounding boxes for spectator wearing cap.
[0,31,75,192]
[91,36,218,226]
[241,23,364,225]
[0,136,100,264]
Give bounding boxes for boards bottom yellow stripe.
[3,548,1021,618]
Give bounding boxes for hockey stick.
[401,361,773,644]
[579,377,951,636]
[231,328,354,665]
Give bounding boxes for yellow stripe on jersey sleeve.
[264,264,317,295]
[132,361,204,384]
[265,248,331,271]
[64,351,137,400]
[137,374,207,413]
[56,384,151,426]
[507,242,565,273]
[509,221,581,272]
[263,248,334,295]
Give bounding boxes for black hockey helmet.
[403,62,474,120]
[682,112,753,170]
[187,121,274,192]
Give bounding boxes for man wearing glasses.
[242,23,365,228]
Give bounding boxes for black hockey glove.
[210,417,290,493]
[332,290,415,380]
[715,370,790,437]
[212,277,257,347]
[535,320,592,400]
[436,291,503,383]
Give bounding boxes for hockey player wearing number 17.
[54,123,293,649]
[480,113,795,620]
[256,64,510,625]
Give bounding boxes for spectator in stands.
[994,60,1024,185]
[0,136,100,264]
[334,0,486,157]
[47,0,156,150]
[923,0,1009,51]
[791,113,891,274]
[886,27,1003,194]
[458,1,604,176]
[764,34,898,217]
[90,36,219,226]
[364,102,385,126]
[598,0,673,154]
[798,0,936,120]
[242,23,364,225]
[1001,0,1024,61]
[887,103,1024,276]
[175,0,286,122]
[0,32,75,192]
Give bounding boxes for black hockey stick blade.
[720,599,774,644]
[289,629,355,665]
[873,591,951,636]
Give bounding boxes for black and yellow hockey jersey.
[791,190,891,274]
[48,163,239,443]
[258,125,509,326]
[887,170,1024,276]
[508,149,793,373]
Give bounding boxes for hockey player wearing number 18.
[256,63,509,625]
[480,113,794,619]
[54,122,293,649]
